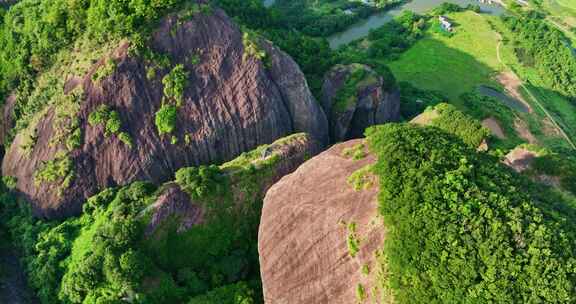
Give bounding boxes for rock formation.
[321,64,399,142]
[259,139,387,304]
[147,133,321,237]
[1,6,328,219]
[503,147,537,173]
[0,94,15,148]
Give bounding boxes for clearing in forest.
[388,11,509,104]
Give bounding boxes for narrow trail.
[495,36,576,150]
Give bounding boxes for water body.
[327,0,506,48]
[477,85,530,113]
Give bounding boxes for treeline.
[502,13,576,100]
[272,0,402,37]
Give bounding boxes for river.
[263,1,505,48]
[327,0,505,48]
[478,85,530,113]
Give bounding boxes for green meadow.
[388,11,506,104]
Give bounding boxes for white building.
[439,16,453,32]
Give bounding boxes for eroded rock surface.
[259,139,385,304]
[147,133,321,236]
[0,94,15,148]
[2,5,328,219]
[503,147,537,173]
[321,64,399,142]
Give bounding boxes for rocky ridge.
[1,6,328,219]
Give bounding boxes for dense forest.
[502,12,576,100]
[367,123,576,302]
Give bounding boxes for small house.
[439,16,453,32]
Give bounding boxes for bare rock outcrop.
[321,64,399,142]
[503,147,537,173]
[259,139,386,304]
[145,184,203,236]
[2,5,328,219]
[0,94,16,148]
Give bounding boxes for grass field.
[385,10,576,151]
[387,11,507,104]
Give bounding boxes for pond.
[477,85,530,113]
[327,0,506,48]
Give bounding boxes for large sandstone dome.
[259,139,388,303]
[1,6,328,219]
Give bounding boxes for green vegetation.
[88,104,132,147]
[34,153,74,192]
[155,104,178,135]
[272,0,401,37]
[494,12,576,148]
[502,13,576,99]
[154,64,188,137]
[342,142,367,160]
[527,149,576,195]
[2,176,17,189]
[0,0,195,108]
[187,282,255,304]
[175,165,226,201]
[346,222,360,258]
[462,92,524,149]
[387,11,505,104]
[91,58,117,83]
[332,65,373,113]
[88,104,121,135]
[265,30,336,96]
[428,103,491,148]
[356,283,367,302]
[242,31,267,62]
[397,82,444,120]
[367,123,576,303]
[1,133,306,303]
[162,64,189,106]
[339,11,427,62]
[118,132,134,149]
[361,264,370,276]
[347,165,375,192]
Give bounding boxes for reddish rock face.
[1,7,328,219]
[146,133,322,237]
[259,139,386,304]
[321,64,400,143]
[0,94,16,148]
